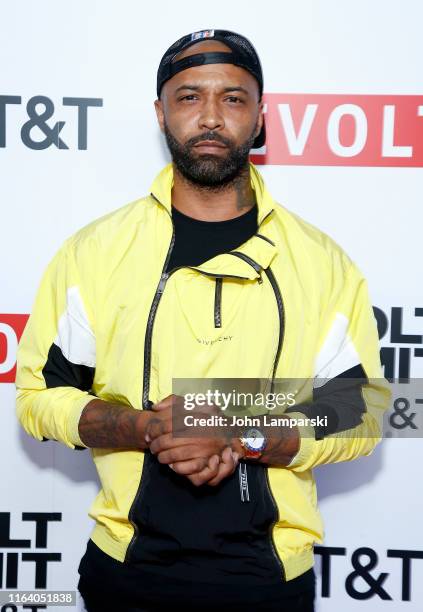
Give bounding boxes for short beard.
[163,122,257,191]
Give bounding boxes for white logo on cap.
[191,30,215,41]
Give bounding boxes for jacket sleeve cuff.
[66,395,94,449]
[284,411,316,469]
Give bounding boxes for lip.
[193,142,228,152]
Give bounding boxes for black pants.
[78,576,315,612]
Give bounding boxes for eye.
[225,96,243,104]
[178,94,198,102]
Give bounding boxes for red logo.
[251,94,423,167]
[0,314,29,383]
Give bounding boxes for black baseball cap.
[156,29,266,149]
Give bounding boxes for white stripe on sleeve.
[54,286,96,367]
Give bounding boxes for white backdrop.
[1,1,422,610]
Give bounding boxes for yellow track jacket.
[16,163,389,585]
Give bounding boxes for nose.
[198,96,224,132]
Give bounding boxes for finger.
[157,444,208,465]
[186,455,221,486]
[208,454,221,470]
[222,446,234,463]
[168,456,209,475]
[151,394,183,411]
[207,449,239,486]
[149,433,195,455]
[207,464,235,486]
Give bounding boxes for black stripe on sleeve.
[286,364,368,440]
[42,343,95,392]
[41,343,95,450]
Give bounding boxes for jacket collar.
[150,162,278,277]
[194,234,277,279]
[150,162,275,226]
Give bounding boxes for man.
[16,29,388,612]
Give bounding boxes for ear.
[254,99,265,139]
[154,98,165,131]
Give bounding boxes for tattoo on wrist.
[78,400,141,448]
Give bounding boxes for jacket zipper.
[255,232,276,246]
[226,250,287,580]
[263,267,285,392]
[263,265,286,579]
[265,467,287,580]
[124,196,176,563]
[214,278,222,328]
[229,251,263,284]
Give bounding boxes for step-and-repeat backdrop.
[1,1,422,610]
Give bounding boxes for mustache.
[186,131,232,148]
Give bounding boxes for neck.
[171,164,256,221]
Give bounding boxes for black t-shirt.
[165,202,259,271]
[77,202,315,608]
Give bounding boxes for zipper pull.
[239,463,250,502]
[157,272,169,294]
[214,277,223,328]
